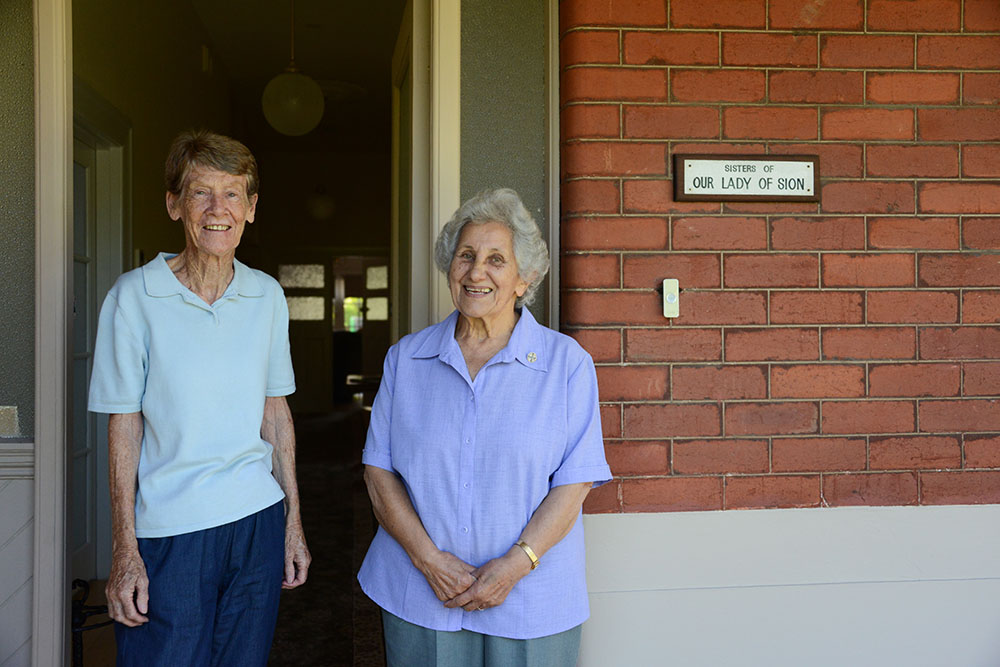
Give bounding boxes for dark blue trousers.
[115,501,285,667]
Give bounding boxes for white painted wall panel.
[584,580,1000,667]
[581,506,1000,667]
[0,520,32,607]
[2,639,32,667]
[0,479,33,665]
[0,580,33,664]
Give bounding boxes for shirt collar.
[505,307,549,372]
[412,307,548,373]
[142,252,264,299]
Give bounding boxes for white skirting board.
[581,505,1000,667]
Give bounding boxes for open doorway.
[69,0,413,663]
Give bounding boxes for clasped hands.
[419,547,533,613]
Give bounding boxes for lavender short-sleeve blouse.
[357,308,612,640]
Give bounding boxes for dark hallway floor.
[269,405,386,667]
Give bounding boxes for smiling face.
[166,164,257,260]
[448,221,529,326]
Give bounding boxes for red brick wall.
[561,0,1000,513]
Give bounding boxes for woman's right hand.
[106,546,150,627]
[417,549,478,602]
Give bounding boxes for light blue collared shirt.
[88,252,294,537]
[358,308,611,639]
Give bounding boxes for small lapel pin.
[527,352,537,363]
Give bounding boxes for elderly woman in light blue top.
[88,130,310,666]
[358,188,611,667]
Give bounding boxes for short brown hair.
[164,129,259,198]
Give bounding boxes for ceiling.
[190,0,408,151]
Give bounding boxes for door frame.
[34,0,72,662]
[391,0,461,338]
[544,0,560,328]
[32,0,462,661]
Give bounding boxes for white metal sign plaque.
[674,154,820,202]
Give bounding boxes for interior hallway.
[269,405,385,666]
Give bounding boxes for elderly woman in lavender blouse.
[358,188,611,667]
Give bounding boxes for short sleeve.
[88,293,148,414]
[550,353,612,488]
[361,344,399,472]
[265,287,296,397]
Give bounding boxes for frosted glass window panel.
[366,265,389,290]
[367,297,389,321]
[279,264,325,288]
[286,296,325,321]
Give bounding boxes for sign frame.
[673,153,821,203]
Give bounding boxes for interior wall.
[242,148,392,270]
[73,0,232,261]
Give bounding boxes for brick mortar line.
[565,251,993,256]
[572,323,991,327]
[566,253,996,259]
[561,63,1000,72]
[560,211,1000,216]
[595,360,963,365]
[562,286,1000,288]
[604,434,999,441]
[563,287,1000,292]
[564,67,1000,79]
[600,397,992,404]
[562,141,1000,150]
[610,469,992,481]
[560,101,1000,107]
[561,26,1000,36]
[561,174,1000,181]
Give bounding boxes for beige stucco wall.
[0,0,36,438]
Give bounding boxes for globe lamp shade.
[262,71,325,136]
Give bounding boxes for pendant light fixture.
[261,0,325,136]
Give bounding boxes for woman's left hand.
[443,546,533,612]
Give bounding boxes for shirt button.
[465,438,470,444]
[462,527,469,534]
[464,482,470,489]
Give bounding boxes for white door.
[70,107,128,580]
[391,0,425,341]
